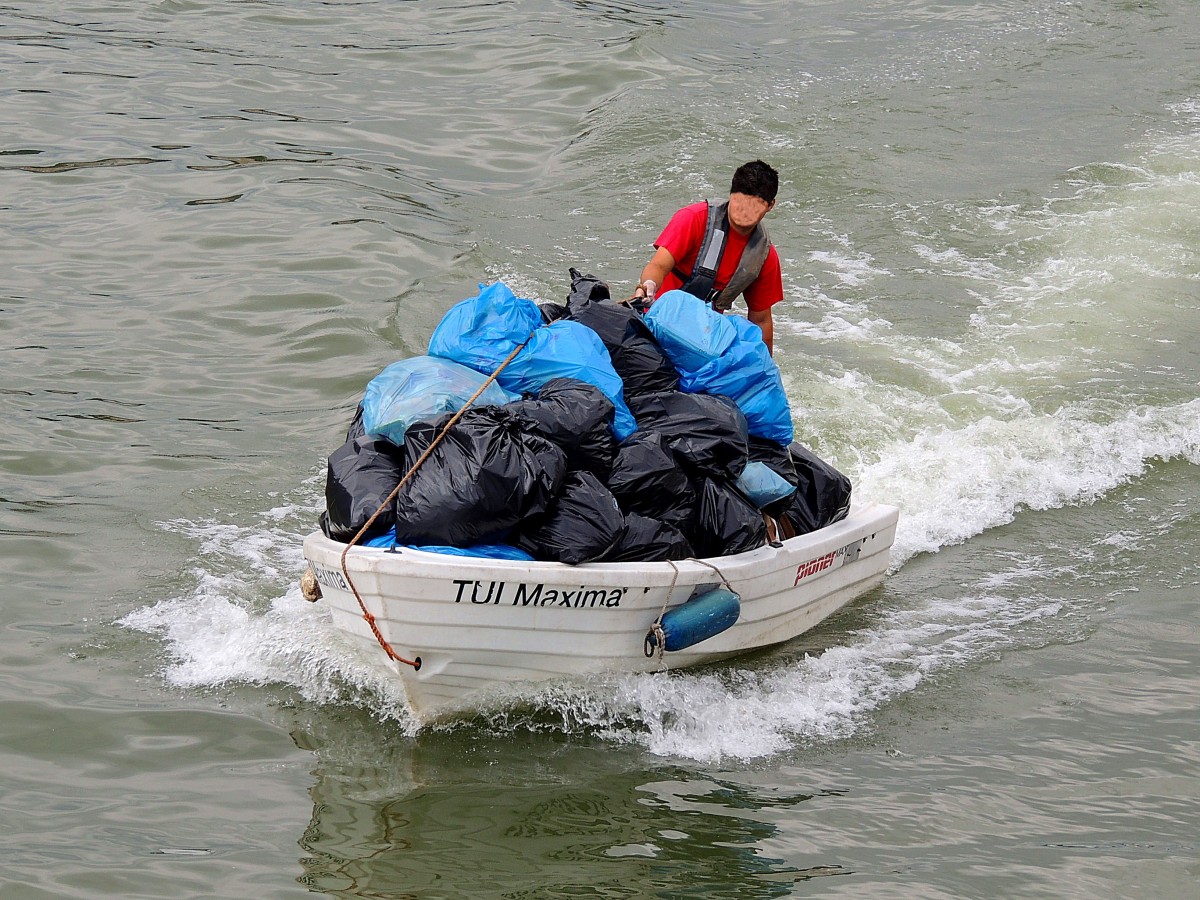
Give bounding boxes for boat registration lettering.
[453,579,627,608]
[310,563,350,592]
[793,550,839,584]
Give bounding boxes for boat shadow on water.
[288,709,851,898]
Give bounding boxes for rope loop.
[645,561,681,666]
[644,623,666,660]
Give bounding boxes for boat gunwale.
[303,501,898,587]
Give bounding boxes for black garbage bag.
[393,406,567,547]
[538,301,569,324]
[344,403,367,443]
[565,267,612,302]
[321,433,407,543]
[602,513,694,562]
[629,390,749,481]
[748,434,795,475]
[504,377,617,478]
[688,476,768,558]
[777,442,853,536]
[605,431,695,532]
[565,267,679,399]
[511,470,626,564]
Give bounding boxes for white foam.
[118,483,422,733]
[808,246,891,287]
[861,399,1200,568]
[484,575,1067,763]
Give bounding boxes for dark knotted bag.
[602,513,694,562]
[321,432,406,543]
[628,390,749,481]
[503,377,617,479]
[393,406,567,547]
[511,470,627,564]
[605,431,696,532]
[688,476,768,558]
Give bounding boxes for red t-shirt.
[654,201,783,312]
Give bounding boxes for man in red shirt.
[631,160,783,353]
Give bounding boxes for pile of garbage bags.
[319,270,852,564]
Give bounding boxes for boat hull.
[302,501,899,722]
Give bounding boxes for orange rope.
[338,336,534,669]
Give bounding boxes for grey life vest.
[675,199,771,312]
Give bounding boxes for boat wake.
[864,398,1200,569]
[117,389,1193,761]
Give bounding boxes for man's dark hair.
[730,160,779,203]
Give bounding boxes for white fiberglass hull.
[302,501,899,723]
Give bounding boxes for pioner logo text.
[794,551,837,585]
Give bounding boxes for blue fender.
[645,587,741,653]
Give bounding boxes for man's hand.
[630,278,657,303]
[632,247,676,303]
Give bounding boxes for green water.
[3,1,1199,896]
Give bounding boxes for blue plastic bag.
[679,315,794,444]
[643,289,737,374]
[498,320,638,441]
[735,460,797,508]
[364,528,535,560]
[428,281,544,374]
[361,355,517,445]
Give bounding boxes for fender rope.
[337,335,534,670]
[644,560,681,664]
[691,557,733,593]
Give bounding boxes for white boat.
[301,500,899,724]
